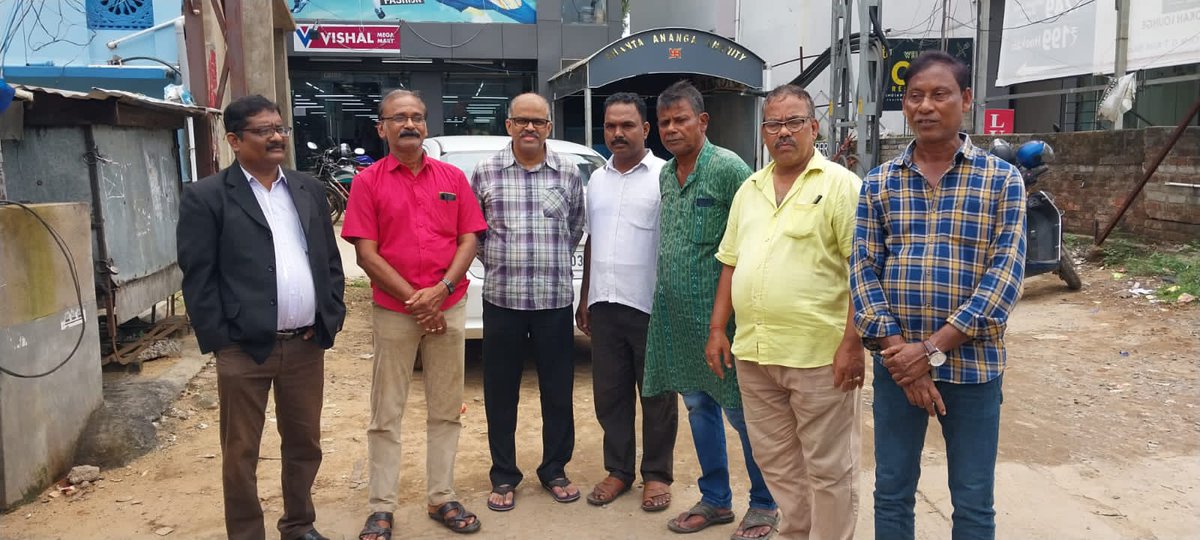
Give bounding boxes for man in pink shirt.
[342,90,488,538]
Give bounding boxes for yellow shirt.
[715,152,862,368]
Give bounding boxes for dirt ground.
[1,260,1197,540]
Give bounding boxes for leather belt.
[276,326,312,340]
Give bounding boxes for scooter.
[990,139,1083,290]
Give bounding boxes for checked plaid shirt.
[850,134,1026,384]
[471,143,585,311]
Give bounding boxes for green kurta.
[643,140,753,408]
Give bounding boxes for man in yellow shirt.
[705,84,865,540]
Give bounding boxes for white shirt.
[242,166,316,331]
[584,150,664,314]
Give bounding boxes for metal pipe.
[106,16,184,49]
[973,0,992,132]
[1095,95,1200,245]
[1113,0,1131,129]
[584,86,593,150]
[83,126,122,363]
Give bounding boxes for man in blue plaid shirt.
[850,51,1026,540]
[472,93,586,511]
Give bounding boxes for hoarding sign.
[289,0,537,24]
[293,24,401,52]
[983,109,1015,134]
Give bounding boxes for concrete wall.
[878,127,1200,242]
[0,203,102,509]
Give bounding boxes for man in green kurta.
[644,80,778,539]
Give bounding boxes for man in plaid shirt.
[850,51,1026,539]
[472,93,586,511]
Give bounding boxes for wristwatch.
[439,278,455,294]
[922,340,947,367]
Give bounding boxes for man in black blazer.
[177,95,345,540]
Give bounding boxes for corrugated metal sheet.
[13,84,218,117]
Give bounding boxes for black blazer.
[177,165,346,363]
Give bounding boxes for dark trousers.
[216,337,324,540]
[482,300,576,488]
[589,302,678,485]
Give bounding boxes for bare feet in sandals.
[731,508,778,540]
[641,480,672,512]
[543,477,581,503]
[486,484,515,512]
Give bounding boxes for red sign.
[983,108,1014,134]
[294,24,400,52]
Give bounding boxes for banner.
[289,0,537,24]
[883,38,973,111]
[294,24,401,52]
[996,0,1200,87]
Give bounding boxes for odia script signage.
[587,29,764,89]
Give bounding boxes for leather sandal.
[641,480,672,512]
[428,501,481,534]
[358,511,393,540]
[667,501,735,534]
[586,475,630,506]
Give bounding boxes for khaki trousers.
[736,360,861,540]
[367,300,466,511]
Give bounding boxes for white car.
[423,135,605,339]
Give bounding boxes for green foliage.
[347,277,371,289]
[1094,235,1200,301]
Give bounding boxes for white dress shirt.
[584,150,664,314]
[242,166,316,331]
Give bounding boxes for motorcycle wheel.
[1056,250,1083,290]
[325,183,346,224]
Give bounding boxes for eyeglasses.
[904,89,956,105]
[242,126,293,137]
[381,114,426,125]
[509,117,551,128]
[761,116,812,134]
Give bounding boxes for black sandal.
[487,483,516,512]
[358,511,393,540]
[542,477,581,503]
[428,501,482,534]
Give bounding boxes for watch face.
[929,351,947,367]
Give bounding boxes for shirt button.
[269,299,277,306]
[268,265,275,272]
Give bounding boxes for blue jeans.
[872,357,1004,540]
[682,391,776,511]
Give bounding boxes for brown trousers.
[216,337,325,540]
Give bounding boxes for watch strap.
[439,278,455,294]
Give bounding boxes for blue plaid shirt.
[850,134,1026,384]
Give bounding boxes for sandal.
[428,501,482,534]
[730,508,778,540]
[587,475,630,506]
[541,477,581,503]
[667,501,735,534]
[358,511,393,540]
[486,484,516,512]
[641,480,672,512]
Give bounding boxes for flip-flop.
[641,480,672,512]
[667,502,735,534]
[486,484,516,512]
[586,475,629,506]
[542,477,581,503]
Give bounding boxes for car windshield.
[440,150,605,183]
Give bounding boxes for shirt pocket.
[690,197,726,245]
[784,203,822,239]
[542,186,569,220]
[628,194,660,230]
[433,193,460,236]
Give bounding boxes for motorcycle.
[305,141,367,223]
[990,139,1082,290]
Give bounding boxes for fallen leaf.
[1178,293,1196,304]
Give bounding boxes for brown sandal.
[586,475,629,506]
[641,480,672,512]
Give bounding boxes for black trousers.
[589,302,679,485]
[482,300,576,488]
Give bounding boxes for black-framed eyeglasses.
[242,126,293,137]
[381,114,426,125]
[509,117,550,128]
[761,116,812,134]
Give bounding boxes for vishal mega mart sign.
[293,24,400,53]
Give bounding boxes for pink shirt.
[342,153,487,314]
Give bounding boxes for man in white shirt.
[576,92,679,512]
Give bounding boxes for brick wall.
[875,127,1200,243]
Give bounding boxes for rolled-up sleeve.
[850,171,903,340]
[946,168,1027,339]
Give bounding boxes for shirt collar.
[240,164,286,186]
[664,138,714,175]
[603,149,656,174]
[900,132,978,168]
[753,150,830,194]
[382,151,430,174]
[500,142,559,172]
